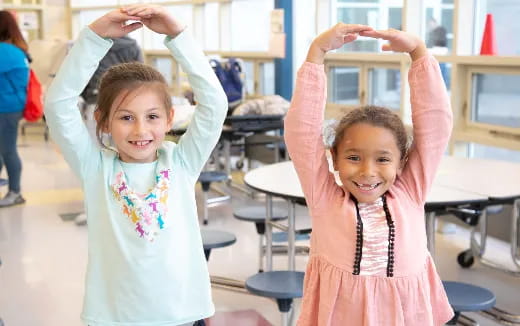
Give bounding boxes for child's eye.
[377,157,391,163]
[347,155,360,162]
[120,115,133,121]
[148,114,160,120]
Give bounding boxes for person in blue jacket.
[0,11,29,207]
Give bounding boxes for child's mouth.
[129,140,152,148]
[353,181,382,192]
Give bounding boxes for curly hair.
[331,105,410,161]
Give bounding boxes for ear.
[166,107,175,129]
[396,157,406,176]
[331,148,339,171]
[94,109,110,133]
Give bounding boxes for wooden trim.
[69,0,231,11]
[70,5,116,12]
[451,56,520,66]
[453,129,520,152]
[0,4,43,10]
[145,49,278,60]
[205,51,279,59]
[325,52,407,64]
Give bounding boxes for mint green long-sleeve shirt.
[44,27,227,326]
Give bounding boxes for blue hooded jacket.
[0,42,29,113]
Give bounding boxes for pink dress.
[284,55,454,326]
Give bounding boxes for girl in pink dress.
[284,24,454,326]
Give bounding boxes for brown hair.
[95,62,172,147]
[331,105,410,161]
[0,11,28,52]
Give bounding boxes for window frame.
[463,65,520,136]
[324,52,408,120]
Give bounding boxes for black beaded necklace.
[351,193,396,277]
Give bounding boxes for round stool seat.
[443,281,496,312]
[201,229,237,250]
[233,206,288,223]
[245,271,304,300]
[198,171,228,183]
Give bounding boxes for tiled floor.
[1,130,519,326]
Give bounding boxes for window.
[327,61,404,114]
[474,0,520,55]
[149,58,174,87]
[231,0,273,52]
[424,0,454,53]
[72,10,106,39]
[368,67,400,110]
[438,62,451,90]
[328,66,360,105]
[243,61,255,96]
[332,0,404,53]
[204,3,220,51]
[143,5,193,50]
[470,72,520,130]
[259,62,275,95]
[456,142,520,163]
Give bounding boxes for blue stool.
[233,206,288,272]
[201,230,244,291]
[443,281,496,325]
[201,229,237,261]
[245,271,304,326]
[198,171,230,225]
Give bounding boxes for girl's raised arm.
[361,29,453,203]
[122,5,228,175]
[284,24,371,210]
[45,11,143,179]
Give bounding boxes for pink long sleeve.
[284,62,344,211]
[396,55,453,204]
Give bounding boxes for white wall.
[293,0,318,90]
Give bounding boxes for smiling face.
[331,123,404,203]
[105,87,173,163]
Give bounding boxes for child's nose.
[360,161,376,176]
[133,119,146,134]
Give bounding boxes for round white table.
[434,156,520,275]
[244,159,492,270]
[436,156,520,201]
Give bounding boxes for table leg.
[274,129,281,163]
[471,208,488,258]
[265,195,273,271]
[223,138,232,180]
[288,201,296,271]
[512,199,520,269]
[426,211,437,259]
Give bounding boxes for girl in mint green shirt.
[44,5,227,326]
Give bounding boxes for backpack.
[210,58,244,108]
[23,69,44,122]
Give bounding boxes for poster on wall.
[19,11,39,29]
[269,9,285,58]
